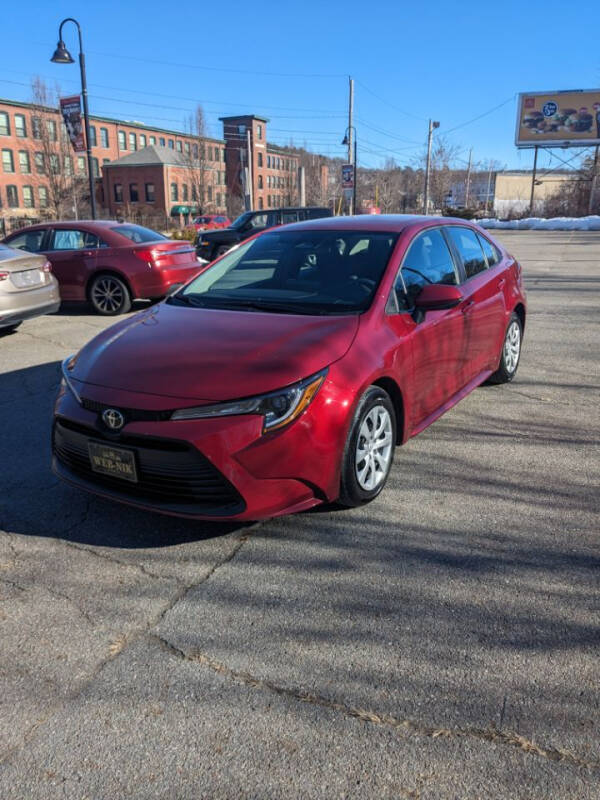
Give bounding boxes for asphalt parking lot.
[0,230,598,798]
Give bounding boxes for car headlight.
[61,355,81,404]
[171,369,327,432]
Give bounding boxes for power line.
[355,79,427,121]
[444,95,516,135]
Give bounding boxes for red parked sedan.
[3,221,203,315]
[52,215,526,519]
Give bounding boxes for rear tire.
[89,274,132,316]
[488,312,522,384]
[338,386,396,508]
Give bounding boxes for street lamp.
[341,126,357,215]
[51,18,97,220]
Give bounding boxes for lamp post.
[342,126,357,215]
[423,119,440,214]
[51,18,97,220]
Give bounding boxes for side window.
[248,213,269,229]
[396,228,457,311]
[281,211,299,224]
[447,226,487,279]
[50,229,101,251]
[7,229,46,252]
[476,233,502,268]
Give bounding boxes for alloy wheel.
[355,405,393,491]
[504,320,521,373]
[92,277,125,314]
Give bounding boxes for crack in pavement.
[153,634,600,774]
[0,527,256,767]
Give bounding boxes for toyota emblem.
[102,408,125,430]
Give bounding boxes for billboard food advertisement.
[516,89,600,147]
[60,95,85,152]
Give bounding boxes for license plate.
[11,269,43,289]
[88,442,138,483]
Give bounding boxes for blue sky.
[2,0,599,172]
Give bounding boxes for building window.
[2,149,14,173]
[38,186,48,207]
[176,141,182,152]
[129,183,139,202]
[77,156,86,173]
[64,156,73,175]
[258,196,264,209]
[216,192,222,207]
[170,183,178,201]
[267,155,271,168]
[191,185,197,201]
[168,139,174,149]
[258,174,263,189]
[238,124,245,135]
[35,152,45,174]
[47,120,57,141]
[32,117,42,139]
[49,154,60,174]
[15,114,26,138]
[7,185,18,207]
[159,137,165,147]
[92,157,99,177]
[258,152,263,167]
[257,124,262,140]
[100,127,109,147]
[114,183,123,202]
[192,143,198,159]
[89,125,97,146]
[18,151,30,173]
[118,130,126,150]
[23,185,34,208]
[149,136,156,145]
[139,134,146,148]
[206,185,212,201]
[0,112,10,136]
[185,142,190,154]
[182,184,188,201]
[145,182,155,202]
[102,158,110,165]
[128,132,137,151]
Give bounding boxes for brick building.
[0,97,322,232]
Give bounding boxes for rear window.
[477,233,502,267]
[110,224,167,243]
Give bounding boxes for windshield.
[230,212,253,229]
[169,230,398,315]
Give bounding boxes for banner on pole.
[60,95,85,152]
[341,163,354,189]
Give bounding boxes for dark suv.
[196,207,332,261]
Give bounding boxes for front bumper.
[52,377,352,521]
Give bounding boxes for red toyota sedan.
[52,215,526,520]
[3,221,203,315]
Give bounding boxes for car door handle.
[461,300,475,313]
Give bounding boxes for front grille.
[81,396,173,423]
[53,419,245,515]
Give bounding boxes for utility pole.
[298,166,306,207]
[348,76,354,214]
[246,127,254,211]
[423,119,439,214]
[529,146,539,215]
[465,148,473,208]
[485,162,493,214]
[588,144,599,215]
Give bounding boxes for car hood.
[71,302,359,402]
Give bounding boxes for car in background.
[196,206,332,261]
[3,221,203,316]
[189,214,231,231]
[0,243,60,333]
[53,215,526,521]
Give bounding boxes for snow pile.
[479,216,600,231]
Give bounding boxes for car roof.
[277,213,472,234]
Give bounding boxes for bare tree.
[30,77,89,219]
[182,105,209,214]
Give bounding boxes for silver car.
[0,243,60,333]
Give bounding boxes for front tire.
[488,312,522,384]
[339,386,396,508]
[89,274,132,316]
[215,245,230,258]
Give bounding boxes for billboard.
[60,95,85,152]
[515,89,600,148]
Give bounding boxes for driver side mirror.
[414,284,463,311]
